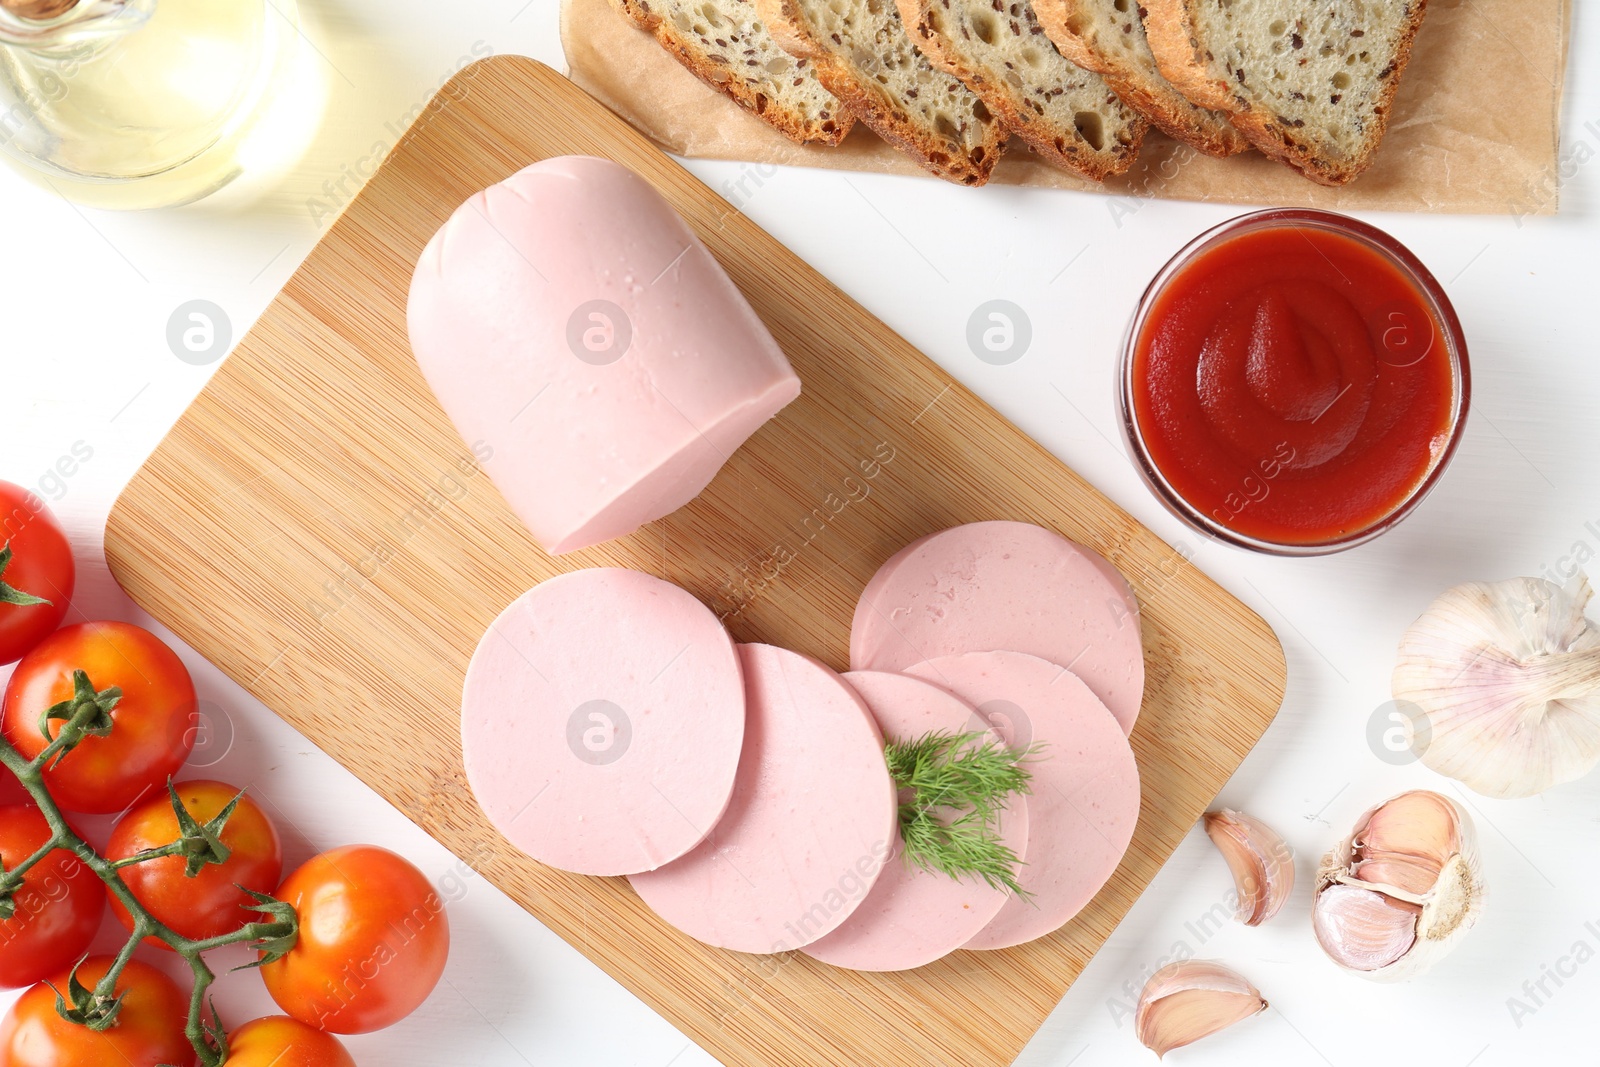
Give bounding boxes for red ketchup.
[1129,221,1463,548]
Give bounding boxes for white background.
[2,1,1597,1064]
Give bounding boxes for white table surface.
[2,2,1597,1064]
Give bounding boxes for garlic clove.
[1353,851,1440,895]
[1356,790,1458,862]
[1135,960,1267,1058]
[1202,809,1295,926]
[1393,575,1600,799]
[1313,790,1485,981]
[1312,883,1419,972]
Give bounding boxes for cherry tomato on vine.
[261,845,450,1034]
[1,622,197,814]
[0,481,74,667]
[107,779,283,946]
[0,803,105,990]
[225,1016,356,1067]
[0,956,196,1067]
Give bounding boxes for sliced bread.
[1142,0,1429,185]
[1031,0,1249,157]
[897,0,1149,179]
[756,0,1008,185]
[611,0,855,146]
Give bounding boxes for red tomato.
[0,956,196,1067]
[261,845,450,1034]
[0,769,25,806]
[106,780,282,946]
[0,482,74,667]
[1,622,197,814]
[0,804,105,990]
[224,1016,356,1067]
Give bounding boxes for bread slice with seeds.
[756,0,1008,185]
[1031,0,1249,157]
[896,0,1149,179]
[611,0,855,145]
[1142,0,1430,185]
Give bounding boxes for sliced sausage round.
[851,521,1145,733]
[629,644,896,954]
[906,650,1140,950]
[803,670,1029,972]
[461,568,745,877]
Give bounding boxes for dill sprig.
[885,729,1040,899]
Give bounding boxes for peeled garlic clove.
[1353,851,1440,895]
[1135,960,1267,1058]
[1393,575,1600,799]
[1202,809,1295,926]
[1356,790,1459,860]
[1312,883,1420,971]
[1313,790,1485,981]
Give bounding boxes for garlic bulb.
[1393,575,1600,798]
[1135,960,1267,1058]
[1202,809,1294,926]
[1312,790,1484,981]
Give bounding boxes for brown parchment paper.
[561,0,1570,214]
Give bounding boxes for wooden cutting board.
[105,56,1285,1067]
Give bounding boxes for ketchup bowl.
[1119,209,1470,556]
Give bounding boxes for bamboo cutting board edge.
[104,56,1286,1067]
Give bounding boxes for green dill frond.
[885,729,1041,900]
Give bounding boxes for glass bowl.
[1119,208,1471,556]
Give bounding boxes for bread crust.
[1141,0,1430,185]
[611,0,855,146]
[755,0,1005,185]
[1140,0,1238,112]
[895,0,1146,180]
[1033,0,1248,158]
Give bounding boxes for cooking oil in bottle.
[0,0,324,209]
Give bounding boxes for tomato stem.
[0,838,56,915]
[106,784,243,876]
[180,954,226,1067]
[0,542,51,607]
[79,922,148,1030]
[165,781,240,878]
[108,842,187,869]
[30,674,121,771]
[0,732,300,1066]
